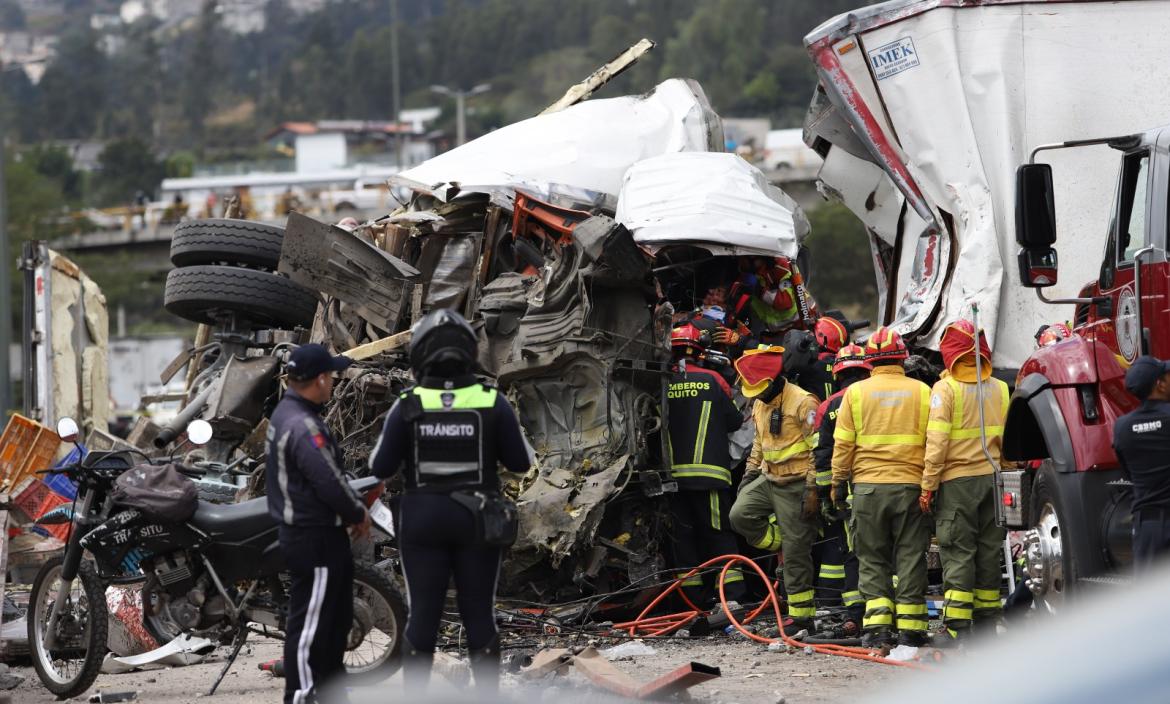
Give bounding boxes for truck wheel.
[164,265,318,329]
[1024,463,1076,613]
[170,219,285,269]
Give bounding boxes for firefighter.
[665,323,747,606]
[1114,356,1170,570]
[368,309,533,695]
[729,347,822,635]
[808,315,850,401]
[921,320,1010,642]
[811,344,871,627]
[830,327,932,648]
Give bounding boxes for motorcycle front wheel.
[343,562,406,682]
[27,555,108,698]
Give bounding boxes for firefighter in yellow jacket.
[729,347,822,635]
[922,319,1009,642]
[831,327,932,648]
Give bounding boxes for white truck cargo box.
[804,0,1170,369]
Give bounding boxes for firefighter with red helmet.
[729,345,822,635]
[728,256,816,343]
[923,319,1010,642]
[810,344,871,627]
[831,326,932,648]
[805,315,851,401]
[665,323,747,606]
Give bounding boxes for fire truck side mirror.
[1016,163,1057,248]
[1017,247,1058,288]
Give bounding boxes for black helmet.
[409,308,478,378]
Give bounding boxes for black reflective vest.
[666,365,744,489]
[405,384,499,493]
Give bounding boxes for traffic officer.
[1114,356,1170,569]
[807,315,850,401]
[369,309,532,695]
[266,343,371,704]
[665,323,747,606]
[830,327,932,648]
[729,346,822,635]
[921,320,1009,641]
[811,344,871,627]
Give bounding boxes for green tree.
[95,138,164,206]
[181,0,223,149]
[23,144,82,202]
[37,26,107,139]
[804,201,877,317]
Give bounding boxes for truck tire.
[164,265,318,329]
[170,219,285,269]
[1025,464,1078,613]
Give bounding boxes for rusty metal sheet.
[279,212,419,331]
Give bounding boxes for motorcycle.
[27,417,405,699]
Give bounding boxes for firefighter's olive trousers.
[936,474,1004,630]
[730,475,816,620]
[851,483,931,634]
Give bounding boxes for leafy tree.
[36,27,107,139]
[804,201,877,317]
[23,144,82,202]
[180,0,224,149]
[94,138,164,206]
[0,0,24,30]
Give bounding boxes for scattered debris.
[522,646,719,700]
[87,691,138,703]
[101,635,215,675]
[601,640,657,660]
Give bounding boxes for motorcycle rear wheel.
[27,556,108,698]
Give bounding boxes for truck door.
[1094,149,1154,365]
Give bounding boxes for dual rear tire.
[164,219,318,329]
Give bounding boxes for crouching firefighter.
[266,343,371,704]
[810,344,871,628]
[923,319,1009,643]
[665,323,747,606]
[369,309,533,695]
[729,346,822,636]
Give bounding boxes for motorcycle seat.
[189,477,379,541]
[190,496,274,541]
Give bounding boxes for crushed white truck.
[803,0,1170,608]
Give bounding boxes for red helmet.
[1036,322,1072,348]
[671,323,704,355]
[832,343,872,375]
[864,326,908,362]
[940,318,992,371]
[815,316,849,354]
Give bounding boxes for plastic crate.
[42,471,77,500]
[14,477,71,541]
[0,414,61,493]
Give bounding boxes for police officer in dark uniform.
[369,309,532,695]
[1113,355,1170,570]
[665,323,747,606]
[266,343,371,704]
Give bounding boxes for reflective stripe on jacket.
[667,366,744,489]
[747,382,819,486]
[831,365,930,484]
[921,373,1010,491]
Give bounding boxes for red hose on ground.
[614,554,929,670]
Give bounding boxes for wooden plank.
[341,331,412,362]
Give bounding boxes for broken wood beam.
[541,38,656,115]
[341,330,412,362]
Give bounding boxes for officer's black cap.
[287,343,353,381]
[1125,355,1170,400]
